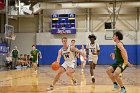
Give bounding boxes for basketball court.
[0,65,139,93]
[0,0,140,93]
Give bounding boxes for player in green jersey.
[106,31,128,93]
[31,45,41,72]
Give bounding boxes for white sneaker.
[47,85,54,91]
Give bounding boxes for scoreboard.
[51,14,76,34]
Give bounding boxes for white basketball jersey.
[80,49,86,58]
[61,45,75,61]
[71,45,79,59]
[87,43,100,57]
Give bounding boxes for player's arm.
[39,51,42,59]
[93,43,100,55]
[110,53,115,60]
[76,52,80,58]
[71,46,87,60]
[56,49,62,64]
[86,48,89,55]
[30,51,33,57]
[37,52,39,63]
[96,50,100,55]
[86,45,89,55]
[117,43,128,65]
[93,50,100,55]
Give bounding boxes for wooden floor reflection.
[0,65,139,93]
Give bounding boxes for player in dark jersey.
[106,31,128,93]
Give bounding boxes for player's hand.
[122,62,128,69]
[84,56,87,61]
[110,53,115,60]
[92,52,97,55]
[55,61,60,64]
[86,48,89,55]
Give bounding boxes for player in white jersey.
[80,44,86,72]
[86,34,100,83]
[61,44,76,70]
[71,39,79,68]
[47,37,87,91]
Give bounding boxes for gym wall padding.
[37,45,137,65]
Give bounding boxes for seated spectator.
[27,55,31,67]
[5,54,12,69]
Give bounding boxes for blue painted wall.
[137,45,140,65]
[37,45,137,65]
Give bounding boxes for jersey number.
[90,49,94,53]
[65,54,69,58]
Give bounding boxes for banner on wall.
[0,44,8,54]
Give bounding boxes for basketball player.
[86,34,100,83]
[47,37,87,90]
[71,39,79,68]
[30,45,41,72]
[106,31,128,93]
[80,44,86,72]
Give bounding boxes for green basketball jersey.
[30,49,39,62]
[114,45,124,63]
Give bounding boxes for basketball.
[51,61,60,71]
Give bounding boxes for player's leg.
[31,58,38,71]
[66,67,77,85]
[47,67,65,90]
[114,66,127,93]
[81,60,86,72]
[53,67,65,85]
[89,61,96,83]
[32,62,37,71]
[106,66,116,82]
[106,64,119,90]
